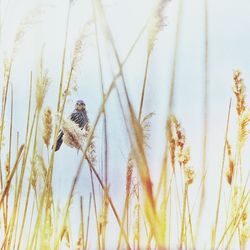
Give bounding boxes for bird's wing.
[69,110,83,127]
[53,129,64,151]
[70,110,89,128]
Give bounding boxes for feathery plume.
[232,70,246,116]
[171,116,190,167]
[184,166,195,185]
[148,0,170,54]
[126,157,134,195]
[172,116,185,150]
[178,146,190,166]
[141,112,154,147]
[13,8,44,57]
[36,63,50,111]
[62,118,87,150]
[63,21,92,98]
[42,107,53,148]
[167,115,176,168]
[238,109,250,150]
[225,140,235,185]
[71,21,92,73]
[167,115,191,168]
[30,160,38,191]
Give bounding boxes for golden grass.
[0,1,249,249]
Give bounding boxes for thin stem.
[138,53,150,122]
[197,0,209,238]
[89,167,101,250]
[80,196,85,250]
[56,1,71,113]
[212,99,232,247]
[84,192,92,250]
[0,145,24,206]
[180,184,188,249]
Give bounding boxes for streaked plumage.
[55,100,88,151]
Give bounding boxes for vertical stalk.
[5,84,14,249]
[80,196,85,250]
[89,167,101,250]
[197,0,209,237]
[180,184,188,249]
[92,1,109,248]
[84,192,92,250]
[168,0,183,113]
[138,53,150,122]
[137,52,150,249]
[56,1,71,113]
[17,107,41,249]
[212,99,232,247]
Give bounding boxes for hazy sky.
[1,0,250,249]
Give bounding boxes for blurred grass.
[0,0,249,249]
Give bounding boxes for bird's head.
[75,100,86,111]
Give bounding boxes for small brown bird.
[55,100,89,151]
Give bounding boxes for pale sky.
[1,0,250,249]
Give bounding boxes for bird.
[54,100,89,151]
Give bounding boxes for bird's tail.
[54,130,64,152]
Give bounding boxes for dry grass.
[0,0,249,250]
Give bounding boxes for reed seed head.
[36,68,50,111]
[62,118,87,150]
[42,107,53,148]
[167,115,176,168]
[13,8,44,57]
[148,0,170,54]
[141,112,154,147]
[240,209,250,249]
[178,146,190,166]
[238,109,250,150]
[126,157,134,195]
[184,166,195,185]
[30,160,38,191]
[232,70,246,116]
[225,140,235,185]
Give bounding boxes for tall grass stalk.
[85,192,92,250]
[212,99,232,247]
[197,0,209,239]
[56,1,72,113]
[92,1,109,248]
[5,84,14,248]
[0,145,24,206]
[89,167,101,250]
[146,1,185,245]
[80,196,85,250]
